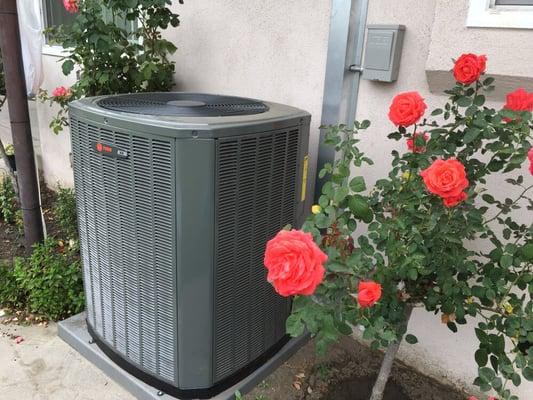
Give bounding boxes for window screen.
[495,0,533,5]
[42,0,76,29]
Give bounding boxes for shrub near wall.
[42,0,183,132]
[265,54,533,400]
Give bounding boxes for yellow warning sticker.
[301,155,309,202]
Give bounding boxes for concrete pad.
[58,313,309,400]
[0,321,134,400]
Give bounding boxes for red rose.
[453,53,487,85]
[63,0,79,13]
[527,147,533,175]
[504,88,533,113]
[52,86,71,98]
[264,229,327,297]
[420,159,469,206]
[442,191,468,208]
[388,91,427,127]
[357,281,382,308]
[407,132,429,153]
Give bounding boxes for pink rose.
[504,88,533,113]
[388,91,427,127]
[63,0,79,13]
[52,86,70,98]
[407,132,429,153]
[453,53,487,85]
[442,191,468,208]
[420,158,469,207]
[357,281,382,308]
[264,229,327,297]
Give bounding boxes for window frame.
[40,0,72,57]
[467,0,533,29]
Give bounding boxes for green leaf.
[473,95,485,106]
[475,348,488,366]
[479,367,496,383]
[500,254,513,269]
[405,334,418,344]
[482,194,495,204]
[62,59,75,76]
[463,128,481,144]
[447,322,458,333]
[348,195,373,223]
[360,119,371,129]
[523,366,533,381]
[349,176,366,193]
[520,243,533,261]
[327,262,354,274]
[456,96,472,107]
[333,186,349,202]
[286,314,305,337]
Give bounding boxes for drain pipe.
[314,0,368,201]
[0,0,44,249]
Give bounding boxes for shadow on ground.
[245,336,469,400]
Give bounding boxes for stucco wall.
[355,0,532,397]
[166,0,331,183]
[426,0,533,100]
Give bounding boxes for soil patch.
[245,336,469,400]
[0,179,62,262]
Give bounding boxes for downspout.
[314,0,368,202]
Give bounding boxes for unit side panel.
[213,126,304,382]
[69,115,179,385]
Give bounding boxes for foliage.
[4,238,85,320]
[286,76,532,399]
[0,262,25,310]
[53,185,78,239]
[41,0,183,133]
[0,175,17,224]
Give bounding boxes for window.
[42,0,75,30]
[494,0,533,5]
[467,0,533,29]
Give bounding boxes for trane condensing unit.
[68,92,311,399]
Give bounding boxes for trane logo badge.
[92,142,128,159]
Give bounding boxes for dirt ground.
[0,180,61,261]
[245,336,469,400]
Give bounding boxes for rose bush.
[40,0,183,133]
[265,53,533,400]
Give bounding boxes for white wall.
[355,0,533,397]
[35,52,76,188]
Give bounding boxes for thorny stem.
[369,305,413,400]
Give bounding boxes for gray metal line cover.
[69,92,311,397]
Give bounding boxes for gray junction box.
[362,24,405,82]
[68,93,311,399]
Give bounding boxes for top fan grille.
[97,93,269,117]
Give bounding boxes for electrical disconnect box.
[362,24,405,82]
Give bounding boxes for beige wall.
[426,0,533,100]
[356,0,532,398]
[166,0,331,183]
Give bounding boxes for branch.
[484,184,533,225]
